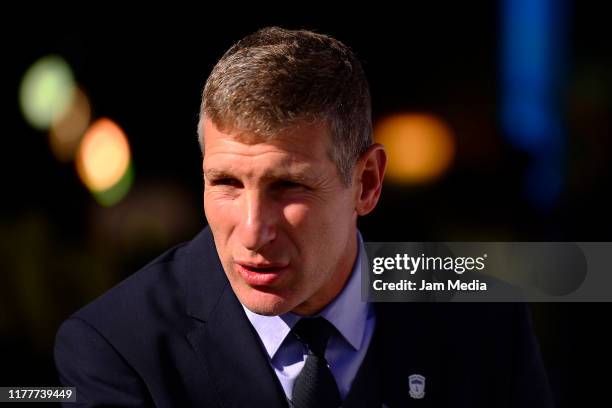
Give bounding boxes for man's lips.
[235,262,289,286]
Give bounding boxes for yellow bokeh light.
[19,55,76,131]
[76,118,132,193]
[375,113,456,184]
[49,87,91,162]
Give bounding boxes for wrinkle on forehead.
[211,116,328,144]
[203,118,335,158]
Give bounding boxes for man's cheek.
[282,202,312,227]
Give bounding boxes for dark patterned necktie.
[291,317,342,408]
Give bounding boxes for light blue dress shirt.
[243,232,375,400]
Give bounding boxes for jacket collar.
[181,226,228,322]
[182,226,289,407]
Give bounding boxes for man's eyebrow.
[263,172,315,185]
[204,169,314,184]
[204,169,235,180]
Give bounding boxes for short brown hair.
[198,26,372,186]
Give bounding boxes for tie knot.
[292,317,335,357]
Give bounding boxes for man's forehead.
[203,118,332,146]
[203,118,335,165]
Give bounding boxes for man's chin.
[237,287,297,316]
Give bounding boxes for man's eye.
[274,180,306,190]
[210,178,242,187]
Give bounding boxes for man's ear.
[353,143,387,216]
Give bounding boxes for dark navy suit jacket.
[55,227,554,407]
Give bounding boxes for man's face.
[202,119,359,316]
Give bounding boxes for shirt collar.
[242,231,370,359]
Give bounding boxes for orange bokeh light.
[375,113,456,184]
[76,118,131,192]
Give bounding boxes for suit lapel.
[182,227,288,408]
[376,302,445,407]
[343,303,444,407]
[342,318,382,408]
[200,285,289,407]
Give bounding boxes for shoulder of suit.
[71,230,213,338]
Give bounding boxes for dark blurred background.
[2,3,611,406]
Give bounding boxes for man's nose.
[237,190,277,252]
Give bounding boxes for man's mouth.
[235,262,288,286]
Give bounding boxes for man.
[55,27,554,407]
